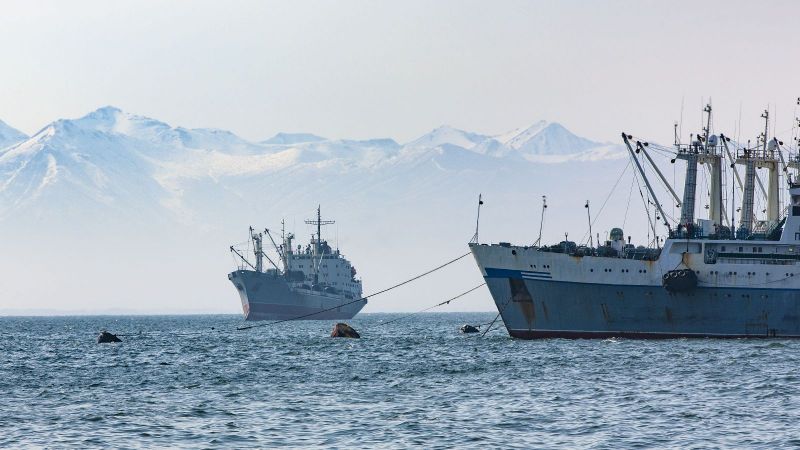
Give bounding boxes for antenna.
[304,205,335,248]
[703,102,712,150]
[534,195,547,247]
[674,122,679,146]
[585,200,593,248]
[678,96,684,145]
[471,194,483,244]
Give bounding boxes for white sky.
[2,0,800,145]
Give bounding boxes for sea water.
[1,313,799,448]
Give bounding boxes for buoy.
[460,324,480,333]
[97,331,121,343]
[330,322,360,338]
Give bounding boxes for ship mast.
[250,226,263,273]
[789,100,800,183]
[702,104,724,229]
[304,205,335,284]
[736,109,781,237]
[673,103,724,236]
[763,109,781,222]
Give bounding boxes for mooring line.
[236,251,473,331]
[375,283,486,327]
[478,298,511,337]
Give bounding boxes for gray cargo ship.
[471,104,800,338]
[229,207,365,321]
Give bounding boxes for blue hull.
[484,276,800,339]
[229,270,366,321]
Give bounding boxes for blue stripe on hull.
[484,276,800,339]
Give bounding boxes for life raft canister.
[662,269,698,292]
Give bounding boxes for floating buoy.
[460,324,480,334]
[331,322,360,338]
[97,331,121,343]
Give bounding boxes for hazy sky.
[2,1,800,145]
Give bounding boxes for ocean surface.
[1,313,799,448]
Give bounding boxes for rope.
[479,298,511,337]
[376,283,486,327]
[581,159,631,244]
[622,170,635,228]
[480,312,502,337]
[236,251,473,330]
[631,162,657,236]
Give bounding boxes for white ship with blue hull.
[472,104,800,338]
[229,207,365,321]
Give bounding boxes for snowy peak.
[21,106,265,157]
[69,106,171,138]
[406,125,489,149]
[0,119,29,150]
[499,120,549,149]
[405,122,605,158]
[262,133,326,145]
[498,121,601,156]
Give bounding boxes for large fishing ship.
[471,103,800,338]
[228,207,365,320]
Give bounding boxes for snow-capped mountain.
[0,106,299,222]
[500,121,601,156]
[399,121,610,162]
[0,106,623,221]
[0,119,28,150]
[405,125,490,149]
[262,132,326,145]
[0,106,635,314]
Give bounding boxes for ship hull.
[228,270,366,321]
[472,244,800,339]
[485,277,800,338]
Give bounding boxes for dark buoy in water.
[460,324,480,334]
[97,331,121,343]
[331,323,360,338]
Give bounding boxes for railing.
[538,243,661,261]
[675,143,723,157]
[735,147,779,161]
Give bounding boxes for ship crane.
[672,103,726,236]
[735,109,782,237]
[625,103,735,238]
[250,226,280,272]
[784,102,800,184]
[263,227,286,270]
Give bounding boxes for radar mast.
[304,205,335,284]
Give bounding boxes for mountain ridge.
[0,119,28,150]
[0,106,624,224]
